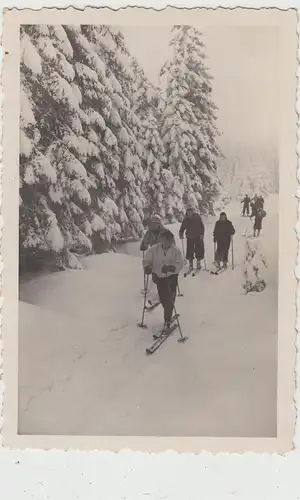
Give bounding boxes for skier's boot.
[197,260,202,271]
[164,320,171,331]
[189,260,193,272]
[223,262,228,270]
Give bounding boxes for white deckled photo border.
[0,6,298,454]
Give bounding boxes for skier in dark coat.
[213,212,235,269]
[257,195,264,210]
[250,194,259,219]
[253,207,266,237]
[241,194,251,216]
[179,207,205,271]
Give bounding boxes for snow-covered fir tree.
[20,24,151,271]
[20,24,93,270]
[80,25,146,240]
[63,24,125,251]
[160,25,222,216]
[130,59,179,222]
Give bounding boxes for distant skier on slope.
[179,207,205,272]
[213,212,235,270]
[257,195,265,209]
[242,229,268,293]
[253,207,266,237]
[250,194,259,219]
[140,214,166,304]
[241,194,251,216]
[143,230,184,329]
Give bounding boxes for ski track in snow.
[19,196,278,438]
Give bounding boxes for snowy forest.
[20,24,222,272]
[217,141,279,199]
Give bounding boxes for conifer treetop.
[160,24,222,215]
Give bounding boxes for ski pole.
[173,300,187,343]
[177,283,183,297]
[166,277,187,343]
[181,238,186,264]
[231,236,234,270]
[142,251,146,292]
[201,237,207,270]
[138,274,149,329]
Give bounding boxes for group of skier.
[140,202,268,336]
[241,194,266,236]
[241,193,264,217]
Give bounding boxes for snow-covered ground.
[19,195,278,437]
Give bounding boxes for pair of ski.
[184,267,202,278]
[210,266,227,276]
[145,314,180,355]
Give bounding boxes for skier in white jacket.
[242,229,268,293]
[143,229,184,328]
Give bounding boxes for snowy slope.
[19,196,278,438]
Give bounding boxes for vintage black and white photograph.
[1,8,297,451]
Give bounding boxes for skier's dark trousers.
[143,230,184,327]
[155,274,178,326]
[241,195,250,216]
[179,208,205,269]
[213,212,235,267]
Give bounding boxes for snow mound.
[20,253,143,320]
[19,301,86,387]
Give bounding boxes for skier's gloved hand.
[168,265,176,273]
[161,265,169,274]
[144,265,152,275]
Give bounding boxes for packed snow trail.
[19,196,278,437]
